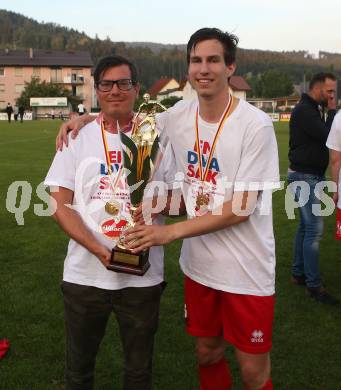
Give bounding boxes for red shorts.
[184,276,275,354]
[336,208,341,241]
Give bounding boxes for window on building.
[15,67,23,76]
[71,68,84,83]
[15,84,25,94]
[32,67,41,79]
[0,84,5,93]
[0,68,4,76]
[50,68,62,83]
[0,101,6,109]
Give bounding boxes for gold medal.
[105,200,120,216]
[196,188,210,208]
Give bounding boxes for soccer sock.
[244,378,273,390]
[199,357,232,390]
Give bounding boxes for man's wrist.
[88,240,106,257]
[166,224,179,242]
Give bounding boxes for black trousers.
[61,281,165,390]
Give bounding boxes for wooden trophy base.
[108,246,150,276]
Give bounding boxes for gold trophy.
[107,94,167,275]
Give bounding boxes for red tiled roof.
[158,88,180,96]
[229,76,251,91]
[147,78,174,96]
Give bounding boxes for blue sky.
[2,0,341,54]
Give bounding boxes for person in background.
[5,103,13,123]
[287,72,339,305]
[327,110,341,241]
[14,105,19,121]
[77,102,85,116]
[18,105,25,123]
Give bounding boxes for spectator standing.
[18,105,25,123]
[5,103,13,123]
[287,72,339,304]
[14,105,19,121]
[77,102,85,116]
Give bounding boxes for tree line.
[1,9,340,99]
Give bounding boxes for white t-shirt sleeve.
[327,111,341,151]
[153,112,176,186]
[44,138,76,190]
[234,123,280,191]
[326,111,341,209]
[155,111,168,132]
[155,111,171,150]
[155,142,176,185]
[155,100,188,143]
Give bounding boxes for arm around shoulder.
[56,114,96,151]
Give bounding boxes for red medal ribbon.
[195,95,234,184]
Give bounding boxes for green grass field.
[0,120,340,390]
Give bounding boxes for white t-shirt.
[158,98,280,296]
[45,120,174,290]
[326,110,341,209]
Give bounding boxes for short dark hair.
[187,27,238,65]
[93,55,138,86]
[309,72,336,90]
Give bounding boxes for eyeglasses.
[96,79,136,92]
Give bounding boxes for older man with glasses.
[45,55,173,390]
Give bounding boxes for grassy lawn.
[0,119,340,389]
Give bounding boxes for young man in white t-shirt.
[45,55,172,390]
[327,111,341,241]
[125,28,279,390]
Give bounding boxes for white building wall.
[232,90,246,100]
